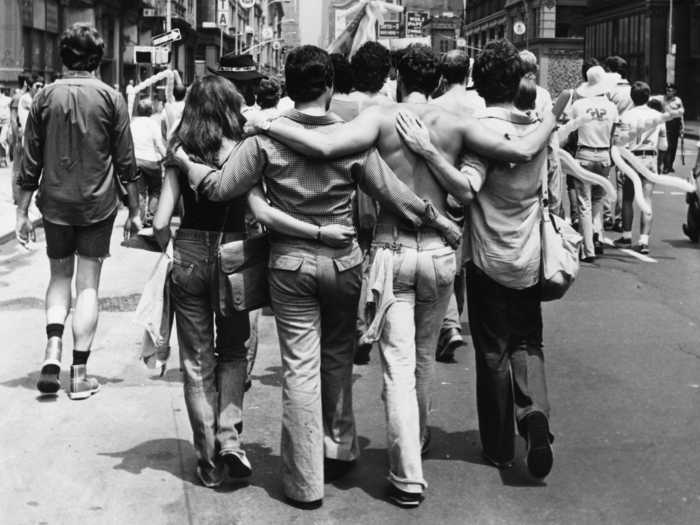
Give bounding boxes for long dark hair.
[170,75,245,166]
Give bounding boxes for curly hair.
[285,45,334,103]
[604,56,628,79]
[59,23,104,72]
[398,44,440,97]
[439,49,469,85]
[472,39,524,105]
[331,53,353,94]
[351,41,391,93]
[257,78,281,109]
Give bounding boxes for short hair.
[514,73,537,111]
[257,78,281,109]
[582,57,599,81]
[604,56,628,78]
[173,84,187,101]
[440,49,470,85]
[351,41,391,93]
[647,98,663,112]
[473,39,524,105]
[630,81,650,106]
[331,53,353,94]
[285,45,334,103]
[519,50,538,75]
[136,98,153,117]
[398,44,441,97]
[59,23,104,71]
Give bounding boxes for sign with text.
[152,28,182,46]
[378,20,400,39]
[405,11,428,38]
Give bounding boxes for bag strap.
[216,206,232,248]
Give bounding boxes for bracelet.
[316,226,322,241]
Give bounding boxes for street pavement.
[1,154,699,525]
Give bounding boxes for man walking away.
[16,23,141,399]
[661,83,684,173]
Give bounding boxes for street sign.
[272,41,281,51]
[219,11,229,27]
[378,20,400,39]
[406,11,428,38]
[154,46,170,65]
[513,21,526,36]
[152,28,181,46]
[142,8,156,17]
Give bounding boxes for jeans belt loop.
[390,225,402,252]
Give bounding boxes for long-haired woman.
[153,75,354,488]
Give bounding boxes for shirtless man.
[245,44,566,507]
[431,49,485,116]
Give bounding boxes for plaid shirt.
[187,109,429,230]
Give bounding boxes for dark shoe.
[387,485,424,508]
[421,428,431,457]
[37,359,61,395]
[580,256,596,263]
[613,236,632,248]
[220,451,252,479]
[611,220,623,233]
[481,451,514,470]
[354,342,372,365]
[636,243,650,255]
[571,219,580,231]
[324,458,355,482]
[593,233,604,255]
[68,365,100,400]
[196,464,223,488]
[285,496,323,510]
[603,217,613,230]
[436,327,465,363]
[525,411,553,479]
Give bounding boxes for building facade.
[585,0,699,119]
[465,0,586,96]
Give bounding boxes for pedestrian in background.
[661,83,684,173]
[16,23,141,399]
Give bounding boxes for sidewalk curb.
[0,217,42,245]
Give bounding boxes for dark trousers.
[664,119,682,171]
[466,262,549,464]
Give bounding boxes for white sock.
[639,234,649,244]
[622,231,632,240]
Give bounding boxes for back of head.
[330,53,353,94]
[60,23,104,72]
[173,83,187,102]
[630,81,650,106]
[351,41,391,93]
[136,98,153,117]
[604,56,628,79]
[440,49,469,86]
[473,39,524,105]
[257,78,281,109]
[285,45,334,103]
[647,98,663,112]
[398,44,440,97]
[514,73,537,111]
[581,57,599,81]
[519,50,538,75]
[174,75,244,166]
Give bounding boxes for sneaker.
[220,451,252,479]
[613,236,632,248]
[593,233,604,256]
[387,485,424,508]
[637,243,650,255]
[285,496,323,510]
[580,255,596,263]
[196,464,223,488]
[37,359,61,395]
[68,365,100,400]
[436,327,466,363]
[525,411,553,479]
[481,451,514,470]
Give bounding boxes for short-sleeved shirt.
[460,106,547,290]
[20,72,137,225]
[607,74,633,114]
[130,116,166,163]
[570,95,619,149]
[621,105,665,152]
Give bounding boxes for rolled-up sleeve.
[112,94,138,184]
[195,137,265,201]
[19,97,43,191]
[353,148,428,228]
[459,153,488,193]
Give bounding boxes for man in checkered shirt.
[175,45,461,510]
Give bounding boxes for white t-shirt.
[130,116,166,163]
[621,105,665,151]
[570,95,619,149]
[18,92,33,130]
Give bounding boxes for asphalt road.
[1,159,699,524]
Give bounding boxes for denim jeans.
[574,150,611,258]
[372,228,455,494]
[466,262,549,465]
[268,239,362,502]
[170,229,251,479]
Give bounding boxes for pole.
[234,0,238,54]
[220,27,224,58]
[668,0,673,52]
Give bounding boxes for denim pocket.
[432,251,456,288]
[171,258,206,296]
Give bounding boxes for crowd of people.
[10,22,692,512]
